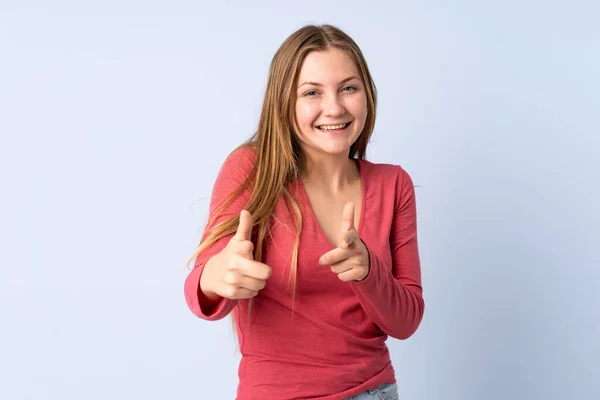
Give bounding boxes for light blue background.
[1,1,598,399]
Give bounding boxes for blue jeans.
[345,382,399,400]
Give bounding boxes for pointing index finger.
[341,201,355,232]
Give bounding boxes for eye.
[342,86,358,92]
[304,90,319,97]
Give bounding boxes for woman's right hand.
[199,210,272,300]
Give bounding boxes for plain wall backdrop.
[1,1,598,399]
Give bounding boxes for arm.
[350,167,424,339]
[184,146,256,321]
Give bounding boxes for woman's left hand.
[318,201,370,282]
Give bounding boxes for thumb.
[234,209,253,241]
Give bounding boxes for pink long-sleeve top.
[184,146,424,400]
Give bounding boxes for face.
[294,47,368,159]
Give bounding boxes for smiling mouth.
[316,122,351,132]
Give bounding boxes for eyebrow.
[298,76,361,88]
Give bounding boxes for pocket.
[375,382,399,400]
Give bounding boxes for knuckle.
[224,271,238,285]
[224,286,238,299]
[235,240,247,251]
[243,240,254,253]
[226,255,239,270]
[233,241,253,258]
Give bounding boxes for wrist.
[199,255,221,300]
[198,265,223,313]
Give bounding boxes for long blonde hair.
[188,24,377,314]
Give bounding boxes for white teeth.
[318,123,347,131]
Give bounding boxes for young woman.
[184,24,424,400]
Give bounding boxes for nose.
[322,93,345,117]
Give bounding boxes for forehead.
[297,48,360,83]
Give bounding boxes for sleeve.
[350,167,425,339]
[184,146,256,321]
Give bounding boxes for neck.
[301,150,359,194]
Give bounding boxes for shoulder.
[359,158,414,188]
[359,158,417,211]
[216,144,258,183]
[222,144,257,171]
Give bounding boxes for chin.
[319,145,354,156]
[298,133,360,157]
